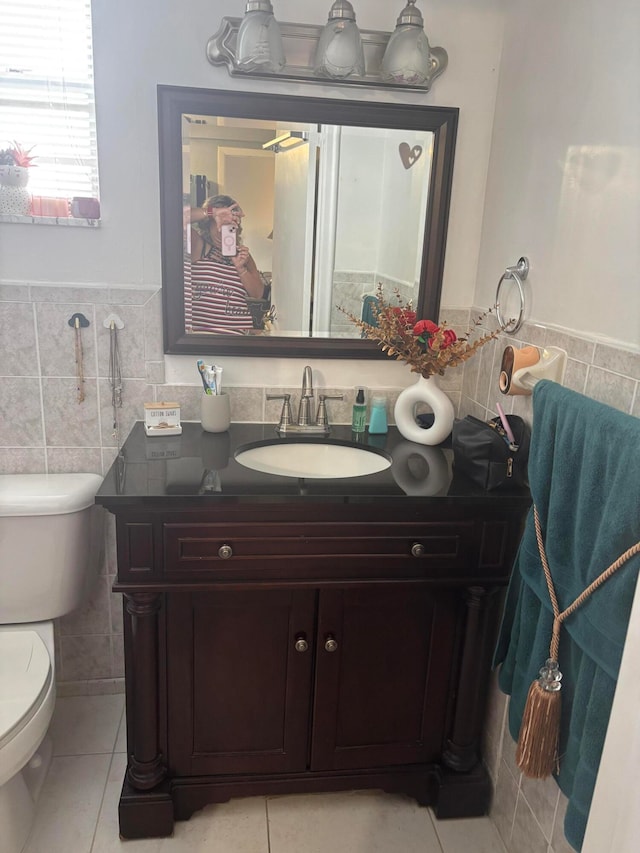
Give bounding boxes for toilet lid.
[0,631,52,750]
[0,473,103,516]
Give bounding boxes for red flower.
[427,328,458,349]
[413,319,439,337]
[441,328,457,348]
[388,307,417,327]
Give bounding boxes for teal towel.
[494,380,640,851]
[361,294,379,327]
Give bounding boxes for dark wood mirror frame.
[158,85,458,358]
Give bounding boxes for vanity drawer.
[160,519,505,582]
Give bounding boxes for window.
[0,0,99,201]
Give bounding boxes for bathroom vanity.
[97,422,530,839]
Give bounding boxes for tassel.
[515,658,562,778]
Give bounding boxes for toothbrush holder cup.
[201,393,231,433]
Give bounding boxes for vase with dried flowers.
[340,285,500,445]
[0,142,36,215]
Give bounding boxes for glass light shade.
[314,1,365,80]
[381,0,433,85]
[236,1,286,73]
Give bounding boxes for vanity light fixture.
[262,131,310,153]
[381,0,445,86]
[236,0,286,73]
[207,1,448,91]
[314,0,365,80]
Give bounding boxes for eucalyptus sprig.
[339,284,500,378]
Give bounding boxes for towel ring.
[496,257,529,334]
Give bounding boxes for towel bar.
[496,257,529,333]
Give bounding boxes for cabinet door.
[311,584,457,771]
[167,588,315,776]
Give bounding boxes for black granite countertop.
[96,421,531,510]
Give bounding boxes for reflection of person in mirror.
[185,195,264,335]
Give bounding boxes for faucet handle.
[267,393,293,431]
[316,394,343,429]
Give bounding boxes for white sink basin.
[234,440,392,480]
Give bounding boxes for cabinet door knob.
[324,636,338,653]
[218,544,233,559]
[411,542,425,557]
[294,635,309,653]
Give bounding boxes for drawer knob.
[295,635,309,653]
[218,544,233,560]
[324,636,338,653]
[411,542,425,557]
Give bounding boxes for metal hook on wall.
[67,312,90,329]
[103,313,124,330]
[495,257,529,334]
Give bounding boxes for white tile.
[24,754,111,853]
[267,790,443,853]
[50,694,124,755]
[520,774,560,842]
[92,755,269,853]
[431,814,506,853]
[114,708,127,753]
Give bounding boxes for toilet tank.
[0,474,104,624]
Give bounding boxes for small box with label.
[144,402,182,437]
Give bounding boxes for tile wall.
[0,282,165,695]
[461,313,639,853]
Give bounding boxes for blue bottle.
[368,395,388,434]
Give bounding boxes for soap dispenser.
[368,395,388,434]
[351,388,366,433]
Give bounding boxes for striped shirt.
[184,252,253,335]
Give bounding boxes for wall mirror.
[158,85,458,358]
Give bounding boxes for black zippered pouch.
[452,415,530,491]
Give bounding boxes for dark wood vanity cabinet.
[167,583,456,778]
[107,498,528,840]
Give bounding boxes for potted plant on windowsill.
[0,142,36,215]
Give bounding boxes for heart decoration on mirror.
[399,142,423,169]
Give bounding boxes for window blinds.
[0,0,99,200]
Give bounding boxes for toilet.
[0,473,104,853]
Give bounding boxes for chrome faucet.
[267,366,343,436]
[297,365,314,426]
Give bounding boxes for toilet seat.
[0,632,52,753]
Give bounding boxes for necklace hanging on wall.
[68,312,90,403]
[104,313,125,446]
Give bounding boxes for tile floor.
[24,693,507,853]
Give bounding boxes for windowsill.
[0,213,100,228]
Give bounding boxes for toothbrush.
[197,360,213,395]
[204,366,217,395]
[214,365,222,395]
[496,401,517,445]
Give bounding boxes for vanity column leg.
[442,585,493,772]
[124,592,167,790]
